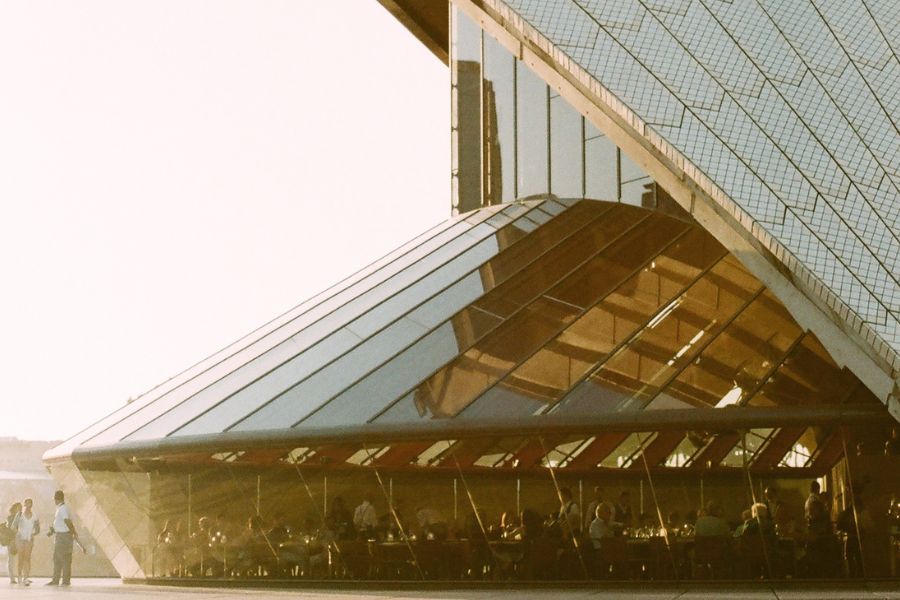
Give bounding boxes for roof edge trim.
[47,404,886,465]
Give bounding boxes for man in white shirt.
[589,502,621,549]
[47,490,78,586]
[353,493,378,537]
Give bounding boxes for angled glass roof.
[49,199,889,461]
[485,0,900,374]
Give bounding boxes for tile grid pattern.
[486,0,900,372]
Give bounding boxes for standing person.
[47,490,79,586]
[6,502,22,584]
[556,487,581,538]
[612,490,634,528]
[352,493,377,539]
[15,499,39,586]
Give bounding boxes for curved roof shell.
[456,0,900,410]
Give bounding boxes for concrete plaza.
[0,580,898,600]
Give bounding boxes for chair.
[692,536,731,579]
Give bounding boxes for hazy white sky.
[0,1,449,441]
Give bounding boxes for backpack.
[0,522,13,547]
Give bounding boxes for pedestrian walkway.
[0,579,899,600]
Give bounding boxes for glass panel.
[482,34,516,204]
[550,96,584,198]
[779,427,827,467]
[129,206,540,441]
[303,206,619,427]
[472,205,646,319]
[542,437,595,468]
[231,316,430,431]
[746,333,859,407]
[721,429,774,467]
[473,438,525,468]
[411,213,682,419]
[664,435,702,467]
[558,254,762,415]
[373,205,623,424]
[600,432,656,468]
[462,227,725,418]
[621,177,654,208]
[653,289,803,411]
[91,218,497,447]
[516,62,549,198]
[301,321,463,426]
[66,215,470,453]
[451,6,482,212]
[584,134,618,200]
[619,151,647,184]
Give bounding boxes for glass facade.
[46,199,899,582]
[449,7,664,215]
[53,198,886,451]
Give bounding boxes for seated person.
[733,509,754,537]
[233,515,275,576]
[306,517,335,577]
[740,503,776,544]
[694,500,730,537]
[415,506,449,541]
[589,502,621,550]
[267,513,303,576]
[519,509,545,540]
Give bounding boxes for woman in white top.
[14,498,39,586]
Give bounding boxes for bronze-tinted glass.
[557,254,762,414]
[461,227,725,418]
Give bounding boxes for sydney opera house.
[45,0,900,582]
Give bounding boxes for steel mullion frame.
[121,201,539,442]
[246,201,612,430]
[365,206,660,423]
[174,201,564,435]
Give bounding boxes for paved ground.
[0,579,898,600]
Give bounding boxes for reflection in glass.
[600,432,656,467]
[558,254,762,415]
[411,213,686,419]
[720,429,775,467]
[462,227,726,419]
[779,427,827,467]
[747,333,859,407]
[516,62,549,198]
[621,177,655,208]
[657,290,802,411]
[231,207,556,432]
[483,34,516,204]
[550,96,584,198]
[619,151,646,185]
[452,7,482,213]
